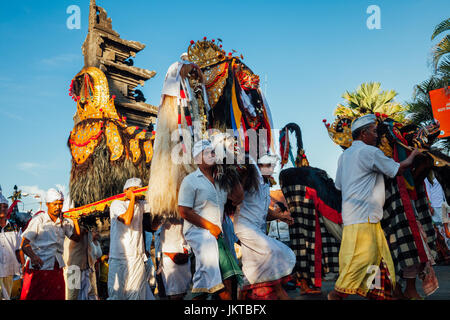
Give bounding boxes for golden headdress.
[70,67,121,121]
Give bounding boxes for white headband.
[351,114,376,133]
[258,154,279,165]
[192,139,213,159]
[123,178,143,191]
[46,188,64,203]
[180,52,189,61]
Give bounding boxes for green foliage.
[335,82,408,122]
[431,18,450,75]
[406,77,450,152]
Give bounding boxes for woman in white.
[233,155,296,300]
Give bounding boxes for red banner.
[429,86,450,138]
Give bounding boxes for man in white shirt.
[178,140,244,300]
[328,114,420,300]
[425,176,450,252]
[0,191,22,300]
[108,178,154,300]
[64,229,99,300]
[425,177,446,225]
[20,188,81,300]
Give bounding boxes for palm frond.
[431,18,450,40]
[432,34,450,71]
[437,55,450,78]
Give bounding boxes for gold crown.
[187,39,228,68]
[324,116,354,149]
[70,67,121,121]
[324,113,399,158]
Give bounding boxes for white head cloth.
[258,154,279,165]
[193,139,213,159]
[351,114,376,133]
[0,186,8,205]
[123,178,143,192]
[180,52,189,61]
[46,188,64,203]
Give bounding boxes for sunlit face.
[47,200,64,218]
[259,163,275,177]
[200,148,216,166]
[362,123,378,146]
[0,203,8,219]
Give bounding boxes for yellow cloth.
[335,222,395,296]
[99,256,109,283]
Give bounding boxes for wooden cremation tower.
[81,0,157,128]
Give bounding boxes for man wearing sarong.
[64,229,99,300]
[108,178,154,300]
[328,114,420,300]
[234,154,296,300]
[178,140,244,300]
[20,188,81,300]
[0,190,22,300]
[157,218,192,300]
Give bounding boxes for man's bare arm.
[228,183,244,206]
[397,149,421,176]
[267,207,294,225]
[69,218,82,242]
[179,206,221,239]
[21,238,44,270]
[118,190,136,226]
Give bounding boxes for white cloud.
[0,109,23,121]
[17,162,41,171]
[19,185,46,200]
[19,185,46,212]
[40,54,80,67]
[19,184,69,212]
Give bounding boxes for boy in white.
[108,178,154,300]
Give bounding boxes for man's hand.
[31,255,44,270]
[410,149,421,158]
[279,211,294,226]
[208,224,222,239]
[398,148,422,176]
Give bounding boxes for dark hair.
[352,123,373,140]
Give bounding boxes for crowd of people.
[0,118,448,301]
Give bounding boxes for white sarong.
[235,224,295,285]
[107,257,155,300]
[184,227,223,294]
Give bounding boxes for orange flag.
[429,86,450,138]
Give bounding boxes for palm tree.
[334,82,408,122]
[405,18,450,153]
[406,77,450,152]
[431,18,450,77]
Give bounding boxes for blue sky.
[0,0,448,211]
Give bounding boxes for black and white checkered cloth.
[281,184,340,287]
[382,177,437,278]
[282,176,437,286]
